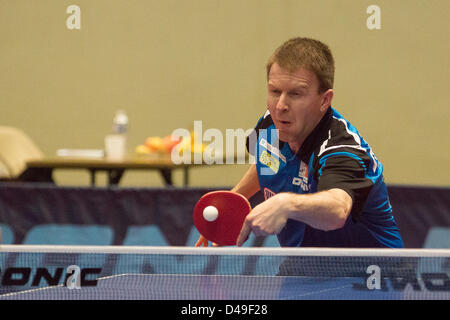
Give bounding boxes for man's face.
[267,63,331,151]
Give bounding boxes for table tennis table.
[0,246,449,300]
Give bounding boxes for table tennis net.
[0,246,449,300]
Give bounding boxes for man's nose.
[276,93,289,111]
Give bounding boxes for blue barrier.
[24,225,114,245]
[0,224,14,244]
[0,183,449,248]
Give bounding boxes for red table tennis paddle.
[193,191,251,246]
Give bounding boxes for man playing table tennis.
[196,37,404,248]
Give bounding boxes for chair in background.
[0,159,11,179]
[0,126,53,182]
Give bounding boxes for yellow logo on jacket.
[259,150,279,174]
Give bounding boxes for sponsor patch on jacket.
[259,138,286,163]
[263,188,276,200]
[259,150,279,174]
[292,161,310,191]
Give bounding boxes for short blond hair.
[266,37,335,93]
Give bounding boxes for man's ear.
[320,89,334,112]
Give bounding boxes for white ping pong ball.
[203,206,219,222]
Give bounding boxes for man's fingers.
[195,236,209,247]
[236,220,252,246]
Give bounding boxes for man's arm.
[287,189,352,231]
[236,188,352,246]
[231,164,260,199]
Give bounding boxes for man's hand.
[236,189,352,246]
[195,235,220,247]
[236,193,291,246]
[195,235,209,247]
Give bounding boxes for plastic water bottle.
[112,110,128,134]
[105,110,128,160]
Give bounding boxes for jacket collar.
[296,107,332,162]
